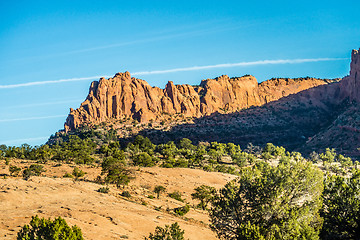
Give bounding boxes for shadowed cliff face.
[135,81,345,153]
[64,72,336,132]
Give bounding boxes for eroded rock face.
[339,49,360,102]
[64,71,336,132]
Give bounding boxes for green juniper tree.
[145,222,185,240]
[191,185,216,210]
[210,160,324,240]
[154,185,166,199]
[17,215,83,240]
[320,170,360,240]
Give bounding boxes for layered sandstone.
[65,72,337,131]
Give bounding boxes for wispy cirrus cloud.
[0,57,347,89]
[131,58,347,76]
[0,136,49,145]
[3,99,83,109]
[3,20,239,63]
[0,115,67,122]
[0,76,111,89]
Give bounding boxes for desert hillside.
[0,159,235,240]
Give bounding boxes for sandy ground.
[0,159,236,239]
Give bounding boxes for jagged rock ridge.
[65,72,336,132]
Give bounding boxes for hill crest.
[64,72,337,132]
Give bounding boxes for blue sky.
[1,0,360,146]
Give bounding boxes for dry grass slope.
[0,160,236,239]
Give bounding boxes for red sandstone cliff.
[64,72,337,132]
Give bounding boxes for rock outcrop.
[338,49,360,102]
[64,72,336,132]
[63,48,360,158]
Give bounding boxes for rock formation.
[63,48,360,158]
[132,48,360,158]
[64,72,336,132]
[339,48,360,102]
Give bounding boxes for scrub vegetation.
[2,128,359,239]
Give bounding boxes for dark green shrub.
[23,164,45,180]
[202,165,213,172]
[168,191,184,202]
[145,222,185,240]
[63,173,74,178]
[97,186,109,193]
[154,206,162,211]
[173,204,190,216]
[9,165,21,176]
[17,215,83,240]
[72,167,86,181]
[161,162,174,168]
[121,191,131,198]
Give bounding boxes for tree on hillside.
[101,156,134,188]
[0,146,5,159]
[177,138,195,150]
[72,167,86,181]
[154,185,166,199]
[132,152,156,167]
[22,164,45,180]
[191,185,216,210]
[319,148,336,163]
[17,215,83,240]
[127,135,155,155]
[157,141,178,159]
[145,222,185,240]
[209,160,324,240]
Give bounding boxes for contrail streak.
[0,76,111,89]
[0,115,67,122]
[131,58,347,75]
[0,58,347,89]
[3,99,83,109]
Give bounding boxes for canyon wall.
[64,72,336,132]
